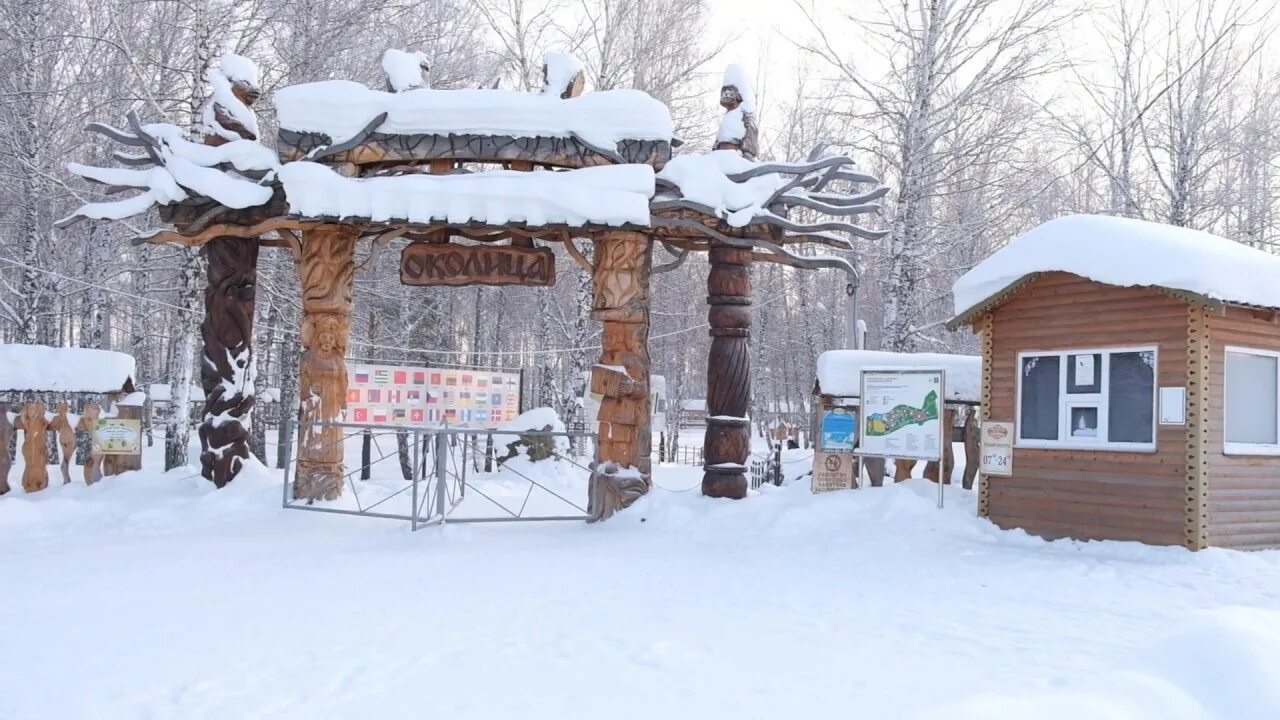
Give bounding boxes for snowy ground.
[4,431,1280,719]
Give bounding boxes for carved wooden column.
[198,59,262,487]
[702,245,752,499]
[292,223,357,502]
[199,237,259,486]
[587,230,652,521]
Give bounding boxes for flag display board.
[344,363,521,428]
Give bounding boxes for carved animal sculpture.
[0,402,12,495]
[16,403,50,493]
[587,461,649,522]
[77,403,104,485]
[50,403,76,485]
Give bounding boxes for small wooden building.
[949,214,1280,550]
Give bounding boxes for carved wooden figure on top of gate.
[16,403,50,493]
[714,70,758,160]
[78,403,104,485]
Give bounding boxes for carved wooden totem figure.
[702,246,752,499]
[0,402,12,495]
[199,236,260,487]
[49,403,76,485]
[588,230,653,521]
[78,403,104,485]
[715,81,758,160]
[17,402,50,493]
[199,56,262,488]
[292,224,357,502]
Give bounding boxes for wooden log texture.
[292,224,357,502]
[702,245,752,499]
[923,407,956,484]
[277,130,671,170]
[77,403,104,485]
[17,403,49,492]
[0,402,11,495]
[587,230,653,521]
[199,236,260,487]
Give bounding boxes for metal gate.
[282,423,596,530]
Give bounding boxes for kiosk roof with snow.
[58,50,888,518]
[949,214,1280,551]
[0,344,136,395]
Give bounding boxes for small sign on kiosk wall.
[979,420,1014,476]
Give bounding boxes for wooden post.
[962,408,979,490]
[17,402,50,492]
[702,245,752,499]
[0,402,12,495]
[292,223,357,502]
[199,237,260,487]
[587,230,652,521]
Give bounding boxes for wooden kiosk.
[60,53,886,520]
[949,214,1280,549]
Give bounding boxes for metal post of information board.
[434,430,449,520]
[938,369,946,510]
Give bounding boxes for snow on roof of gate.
[0,344,135,394]
[952,214,1280,322]
[279,162,654,227]
[816,350,981,403]
[274,81,675,147]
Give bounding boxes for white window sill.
[1015,440,1156,453]
[1223,442,1280,457]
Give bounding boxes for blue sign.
[821,407,857,451]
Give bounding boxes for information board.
[344,364,521,428]
[856,369,945,461]
[94,419,141,455]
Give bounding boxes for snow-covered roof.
[148,383,206,403]
[275,81,674,148]
[952,214,1280,323]
[279,162,654,227]
[815,350,981,404]
[0,344,135,394]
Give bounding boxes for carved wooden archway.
[61,53,885,521]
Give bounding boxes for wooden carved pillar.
[199,237,260,486]
[292,224,357,502]
[588,230,653,521]
[702,245,752,499]
[78,403,104,485]
[50,403,75,485]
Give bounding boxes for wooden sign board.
[812,451,857,493]
[401,243,555,287]
[94,419,142,456]
[979,420,1013,476]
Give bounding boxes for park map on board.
[859,371,944,461]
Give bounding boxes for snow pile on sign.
[952,214,1280,318]
[279,162,654,227]
[0,344,135,393]
[275,82,674,148]
[816,349,981,402]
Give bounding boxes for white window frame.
[1223,345,1280,456]
[1015,346,1158,452]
